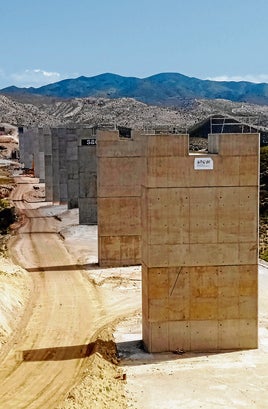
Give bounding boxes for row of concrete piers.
[18,127,259,352]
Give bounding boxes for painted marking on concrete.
[81,138,96,146]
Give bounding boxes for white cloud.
[0,68,76,89]
[206,74,268,84]
[10,69,63,88]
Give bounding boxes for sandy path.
[0,176,117,408]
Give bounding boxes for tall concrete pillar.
[51,128,61,204]
[50,126,97,209]
[66,128,79,209]
[58,130,68,204]
[37,128,45,182]
[44,127,53,201]
[18,127,35,170]
[97,129,145,266]
[19,127,45,181]
[142,133,259,352]
[18,127,26,167]
[78,127,98,224]
[32,128,41,179]
[51,127,76,206]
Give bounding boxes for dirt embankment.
[0,126,19,237]
[0,154,32,358]
[0,256,32,353]
[0,132,32,374]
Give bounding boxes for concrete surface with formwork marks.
[43,126,53,202]
[18,127,36,171]
[77,126,98,224]
[97,128,146,266]
[142,132,259,352]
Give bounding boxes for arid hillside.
[1,94,268,131]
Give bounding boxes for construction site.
[0,119,267,408]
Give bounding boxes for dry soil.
[1,174,268,409]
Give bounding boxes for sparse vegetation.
[2,92,268,131]
[259,147,268,260]
[0,198,9,209]
[0,167,16,237]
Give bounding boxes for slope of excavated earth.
[0,256,31,352]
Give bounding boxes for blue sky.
[1,0,268,88]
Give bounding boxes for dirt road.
[0,176,136,409]
[3,175,268,409]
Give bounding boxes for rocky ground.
[1,93,268,130]
[0,125,19,249]
[0,158,31,359]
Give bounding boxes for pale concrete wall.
[50,127,75,205]
[20,126,97,212]
[65,128,79,209]
[18,127,35,170]
[47,126,98,212]
[18,127,45,181]
[32,128,42,180]
[51,128,61,204]
[18,128,26,167]
[37,128,45,182]
[142,133,259,352]
[78,127,97,224]
[97,129,146,266]
[44,127,53,201]
[58,130,68,204]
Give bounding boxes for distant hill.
[2,72,268,106]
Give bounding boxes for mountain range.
[1,72,268,107]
